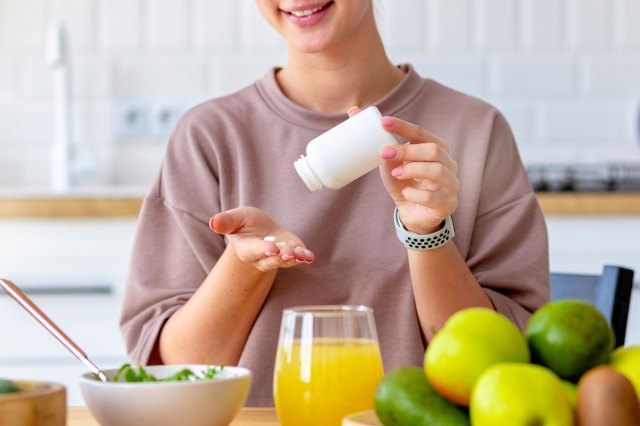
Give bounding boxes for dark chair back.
[550,265,634,347]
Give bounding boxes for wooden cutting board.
[342,410,382,426]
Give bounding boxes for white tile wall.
[238,0,285,51]
[614,0,640,50]
[96,0,142,51]
[376,0,426,51]
[567,0,609,50]
[50,0,95,52]
[429,0,473,51]
[0,101,54,145]
[112,56,208,97]
[490,55,576,97]
[146,0,190,51]
[0,0,48,52]
[0,59,17,101]
[475,0,518,50]
[398,53,486,98]
[583,55,640,97]
[536,100,625,143]
[0,0,639,188]
[522,0,565,51]
[192,0,237,51]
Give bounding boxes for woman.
[120,0,549,406]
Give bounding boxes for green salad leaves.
[0,379,20,394]
[109,363,223,383]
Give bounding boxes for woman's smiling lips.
[280,1,334,28]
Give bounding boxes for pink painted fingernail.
[391,166,403,177]
[282,254,295,261]
[381,117,395,127]
[265,251,278,257]
[208,217,215,230]
[381,147,397,159]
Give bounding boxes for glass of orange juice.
[273,305,384,426]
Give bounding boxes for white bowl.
[79,365,252,426]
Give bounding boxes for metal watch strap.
[393,208,455,250]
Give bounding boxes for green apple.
[424,308,530,406]
[471,363,573,426]
[609,345,640,399]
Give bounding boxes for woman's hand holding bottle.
[348,107,459,235]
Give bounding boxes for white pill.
[275,241,286,248]
[263,235,277,242]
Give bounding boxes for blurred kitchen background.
[1,0,640,404]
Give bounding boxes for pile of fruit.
[375,299,640,425]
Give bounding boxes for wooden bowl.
[0,381,66,426]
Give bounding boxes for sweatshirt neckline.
[255,64,426,131]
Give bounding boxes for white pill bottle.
[294,106,398,192]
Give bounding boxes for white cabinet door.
[0,293,127,358]
[0,292,130,405]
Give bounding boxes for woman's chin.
[287,32,345,55]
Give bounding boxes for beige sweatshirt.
[120,64,550,406]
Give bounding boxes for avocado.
[374,367,469,426]
[0,379,20,394]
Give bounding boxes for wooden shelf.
[0,193,639,218]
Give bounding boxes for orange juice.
[273,337,384,426]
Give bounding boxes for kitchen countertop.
[1,193,640,217]
[0,196,143,218]
[535,192,640,215]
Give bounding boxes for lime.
[525,299,614,381]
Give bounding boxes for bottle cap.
[294,155,323,192]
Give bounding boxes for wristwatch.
[394,208,455,250]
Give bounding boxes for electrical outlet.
[149,100,188,136]
[115,98,200,138]
[115,99,150,137]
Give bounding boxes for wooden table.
[67,406,280,425]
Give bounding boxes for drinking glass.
[273,305,384,426]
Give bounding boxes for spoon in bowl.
[0,278,108,382]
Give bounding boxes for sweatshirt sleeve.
[465,110,550,330]
[119,111,226,365]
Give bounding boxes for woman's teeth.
[290,5,324,17]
